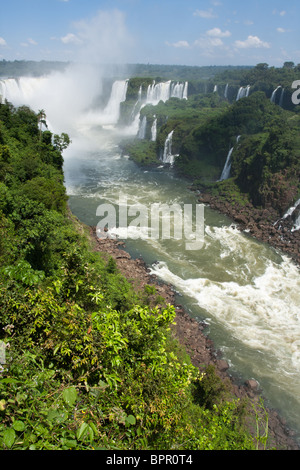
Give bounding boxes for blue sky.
[1,0,299,66]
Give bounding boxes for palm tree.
[37,109,47,140]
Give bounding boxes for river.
[64,126,300,442]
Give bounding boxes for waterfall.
[146,80,188,105]
[151,116,157,141]
[219,136,241,181]
[283,198,300,219]
[279,88,285,107]
[102,79,128,124]
[270,86,281,104]
[236,85,251,101]
[0,78,20,103]
[282,198,300,231]
[213,85,218,93]
[0,77,49,106]
[171,82,186,99]
[161,130,175,165]
[293,213,300,232]
[130,85,143,119]
[137,116,147,139]
[133,80,188,138]
[183,81,189,100]
[220,147,234,181]
[236,87,243,101]
[147,81,171,104]
[138,85,142,101]
[0,75,129,132]
[224,83,229,99]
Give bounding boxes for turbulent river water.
[64,127,300,441]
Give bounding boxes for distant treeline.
[0,59,253,81]
[0,60,69,78]
[125,63,253,81]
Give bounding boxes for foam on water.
[150,226,300,398]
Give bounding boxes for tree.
[53,133,71,153]
[255,63,269,70]
[283,61,295,69]
[37,109,47,140]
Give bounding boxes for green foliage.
[2,260,45,286]
[0,99,268,451]
[53,133,72,153]
[121,139,158,165]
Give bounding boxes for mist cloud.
[62,9,134,65]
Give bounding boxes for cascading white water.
[0,76,53,109]
[283,199,300,220]
[220,147,234,181]
[151,116,157,141]
[161,130,175,165]
[138,85,142,101]
[0,78,20,103]
[224,83,229,99]
[146,80,188,105]
[101,79,129,125]
[293,214,300,232]
[0,70,130,134]
[130,85,143,121]
[137,115,147,139]
[219,136,241,181]
[270,86,281,104]
[282,198,300,232]
[171,82,186,99]
[183,81,188,100]
[236,85,251,101]
[133,80,188,138]
[213,85,218,93]
[147,80,171,104]
[279,88,285,107]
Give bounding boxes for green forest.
[0,101,271,450]
[121,63,300,217]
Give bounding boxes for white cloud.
[273,9,286,16]
[166,40,190,48]
[277,27,286,33]
[61,33,83,45]
[28,38,38,45]
[206,28,231,38]
[193,8,217,19]
[234,35,271,49]
[194,36,224,48]
[21,38,38,47]
[193,27,231,50]
[0,37,7,46]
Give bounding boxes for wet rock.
[216,359,229,372]
[245,379,259,392]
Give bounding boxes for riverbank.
[197,191,300,268]
[88,226,299,450]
